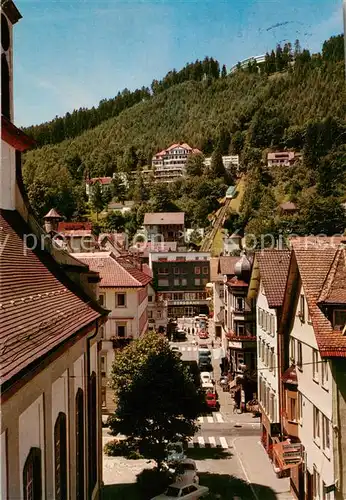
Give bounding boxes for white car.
[200,372,213,384]
[174,458,199,484]
[151,482,209,499]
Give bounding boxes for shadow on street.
[185,447,233,460]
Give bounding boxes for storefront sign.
[282,443,303,464]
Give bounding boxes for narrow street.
[102,326,292,499]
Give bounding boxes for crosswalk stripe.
[219,437,228,449]
[208,436,216,447]
[198,436,205,448]
[215,413,224,423]
[207,416,213,423]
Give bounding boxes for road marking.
[207,416,214,423]
[219,437,228,449]
[208,436,216,447]
[197,417,203,423]
[215,413,224,423]
[198,436,205,448]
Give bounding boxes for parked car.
[200,372,213,384]
[201,382,215,393]
[198,348,211,357]
[198,331,209,340]
[174,458,199,484]
[205,392,219,411]
[151,482,209,499]
[175,330,187,341]
[166,442,186,465]
[198,360,213,372]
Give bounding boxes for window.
[101,387,106,408]
[297,391,303,424]
[236,297,244,311]
[194,267,201,274]
[115,293,126,307]
[297,341,303,370]
[323,482,331,500]
[99,294,105,306]
[322,415,330,452]
[181,278,187,286]
[321,360,329,389]
[269,348,274,372]
[174,278,179,286]
[290,338,295,363]
[299,295,305,322]
[265,344,269,367]
[117,324,126,338]
[269,393,275,421]
[261,340,265,362]
[158,279,169,286]
[313,406,320,442]
[156,311,162,319]
[100,355,107,377]
[75,389,84,500]
[334,310,346,330]
[313,349,319,382]
[195,278,200,286]
[173,267,180,274]
[23,447,42,500]
[158,267,168,274]
[1,54,10,120]
[289,397,297,422]
[148,295,153,302]
[313,466,321,500]
[99,325,105,339]
[88,372,97,494]
[202,266,208,274]
[236,324,245,336]
[54,413,67,500]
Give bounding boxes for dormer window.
[334,310,346,332]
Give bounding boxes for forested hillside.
[22,35,346,236]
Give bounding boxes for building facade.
[143,212,185,243]
[147,283,168,333]
[267,151,302,167]
[1,5,108,499]
[203,155,239,171]
[149,251,211,318]
[248,250,291,459]
[74,252,151,413]
[151,143,202,183]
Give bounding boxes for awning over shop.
[272,441,303,472]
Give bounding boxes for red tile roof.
[58,222,92,231]
[0,210,106,386]
[256,250,291,308]
[74,252,151,287]
[143,212,185,225]
[44,208,62,219]
[218,256,239,276]
[291,238,346,357]
[279,202,297,211]
[318,249,346,305]
[226,276,248,287]
[86,177,112,185]
[281,365,298,385]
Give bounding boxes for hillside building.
[143,212,185,243]
[151,143,202,183]
[1,4,108,498]
[203,155,239,172]
[267,151,302,167]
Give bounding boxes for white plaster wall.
[291,284,334,497]
[256,286,280,423]
[1,431,7,499]
[102,287,139,339]
[1,141,16,210]
[19,395,45,499]
[73,355,85,394]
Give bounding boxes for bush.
[103,439,143,459]
[136,468,172,499]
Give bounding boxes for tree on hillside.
[230,131,245,155]
[111,173,127,203]
[132,174,149,203]
[108,332,205,469]
[104,211,126,232]
[297,192,346,236]
[210,149,226,178]
[322,34,344,63]
[221,64,227,78]
[90,181,106,219]
[185,153,204,177]
[150,183,179,212]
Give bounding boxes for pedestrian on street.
[192,327,195,335]
[211,339,214,348]
[187,327,190,334]
[233,401,238,413]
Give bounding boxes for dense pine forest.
[22,35,346,242]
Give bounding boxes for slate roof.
[257,250,291,308]
[291,238,346,357]
[143,212,185,225]
[0,210,106,387]
[74,252,151,288]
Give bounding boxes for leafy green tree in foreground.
[108,332,205,469]
[90,181,106,220]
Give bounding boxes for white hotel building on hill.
[151,143,202,183]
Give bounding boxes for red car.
[206,392,218,410]
[199,331,209,339]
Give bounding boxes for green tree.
[90,181,106,219]
[230,131,244,155]
[210,149,226,178]
[111,173,127,202]
[108,332,204,469]
[104,211,126,232]
[322,34,344,63]
[221,64,227,78]
[132,174,149,203]
[297,192,346,235]
[185,153,204,177]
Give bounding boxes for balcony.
[226,329,256,341]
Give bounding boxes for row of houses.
[210,241,346,500]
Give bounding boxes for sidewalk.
[231,436,293,500]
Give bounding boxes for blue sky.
[14,0,343,127]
